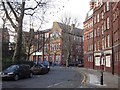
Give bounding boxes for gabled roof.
[53,22,83,37]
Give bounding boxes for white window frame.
[106,56,111,67]
[94,15,96,24]
[107,17,110,29]
[104,5,106,13]
[106,2,109,11]
[94,29,96,37]
[97,14,99,22]
[102,38,104,50]
[107,35,110,47]
[104,37,106,49]
[95,57,100,66]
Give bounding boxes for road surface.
[2,66,83,88]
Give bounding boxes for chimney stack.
[71,24,75,31]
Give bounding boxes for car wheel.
[29,72,33,78]
[14,74,19,81]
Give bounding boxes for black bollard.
[100,71,103,85]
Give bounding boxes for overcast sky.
[0,0,91,30]
[0,0,91,42]
[41,0,91,29]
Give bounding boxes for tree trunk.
[66,52,70,67]
[26,46,31,61]
[12,1,25,63]
[12,20,23,64]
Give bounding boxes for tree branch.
[24,1,47,11]
[2,1,18,31]
[20,1,25,20]
[29,37,49,55]
[6,1,18,21]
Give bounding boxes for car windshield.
[40,64,45,67]
[43,61,49,65]
[6,65,19,71]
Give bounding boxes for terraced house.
[31,22,83,66]
[84,0,120,75]
[84,1,94,69]
[49,22,83,65]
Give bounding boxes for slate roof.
[56,22,83,37]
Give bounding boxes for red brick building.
[93,1,113,72]
[31,22,83,65]
[84,0,120,75]
[31,29,50,62]
[83,8,94,69]
[49,22,83,65]
[112,2,120,75]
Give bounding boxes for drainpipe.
[93,15,95,69]
[110,2,114,75]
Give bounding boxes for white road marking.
[47,82,63,88]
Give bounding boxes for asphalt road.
[2,66,83,88]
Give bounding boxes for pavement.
[75,67,120,89]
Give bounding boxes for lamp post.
[100,51,104,85]
[42,33,45,62]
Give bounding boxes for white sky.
[0,0,91,30]
[0,0,91,42]
[42,0,91,29]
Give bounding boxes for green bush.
[2,58,13,70]
[18,60,34,67]
[2,57,34,70]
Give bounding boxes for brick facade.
[84,1,120,75]
[31,22,83,65]
[84,9,94,69]
[112,2,120,75]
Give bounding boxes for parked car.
[1,64,33,81]
[42,60,50,71]
[77,63,84,67]
[31,63,48,75]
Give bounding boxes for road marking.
[47,85,53,88]
[47,82,63,88]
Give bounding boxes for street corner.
[81,72,88,86]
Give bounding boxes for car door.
[38,65,43,74]
[33,65,40,74]
[24,66,30,76]
[18,66,25,78]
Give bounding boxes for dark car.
[42,61,50,71]
[31,63,48,75]
[77,63,84,67]
[1,64,33,81]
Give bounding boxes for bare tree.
[1,0,55,63]
[59,15,81,67]
[22,28,34,61]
